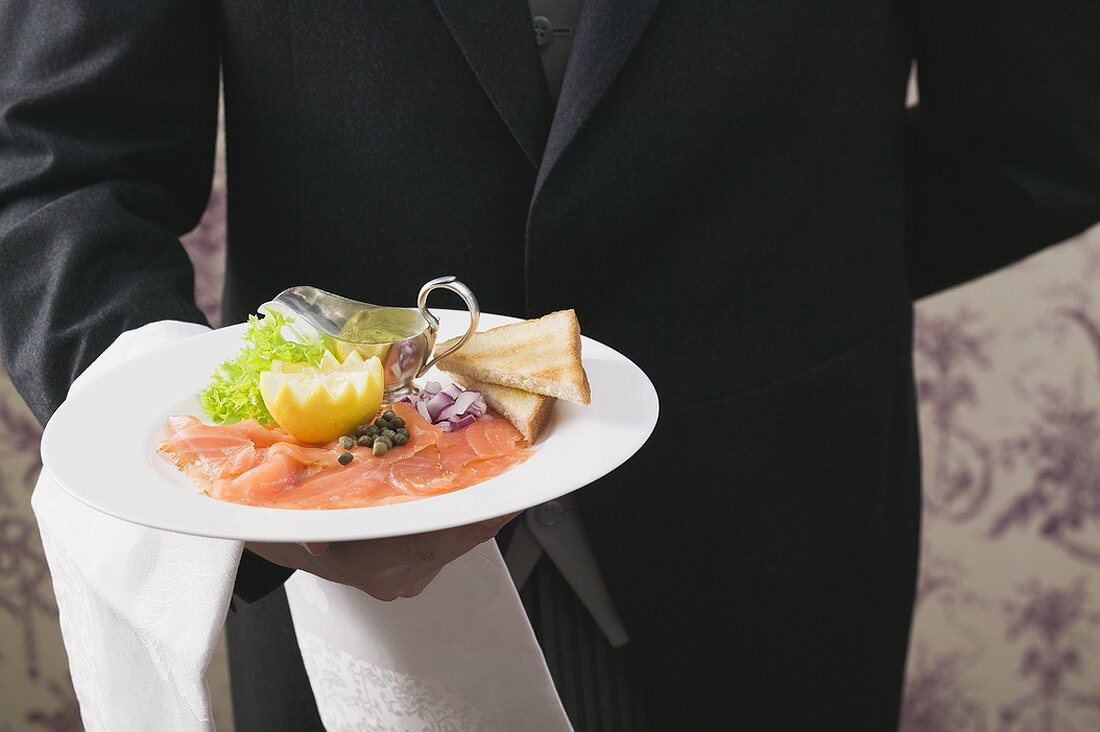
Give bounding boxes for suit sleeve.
[904,0,1100,300]
[0,0,217,425]
[0,1,296,605]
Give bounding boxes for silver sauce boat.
[269,276,479,399]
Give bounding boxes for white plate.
[40,310,659,541]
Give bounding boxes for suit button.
[534,500,564,526]
[533,16,554,47]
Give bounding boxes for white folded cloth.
[34,320,571,731]
[286,545,571,731]
[34,321,237,731]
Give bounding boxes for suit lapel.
[534,0,662,195]
[432,0,554,167]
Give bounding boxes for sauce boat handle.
[417,276,480,377]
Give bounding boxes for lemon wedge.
[259,351,384,443]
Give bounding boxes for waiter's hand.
[245,512,519,601]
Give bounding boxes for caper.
[372,440,388,457]
[396,427,410,438]
[375,417,390,430]
[338,451,353,465]
[356,434,373,447]
[392,433,409,446]
[383,409,396,421]
[389,416,405,429]
[338,436,355,450]
[355,424,371,437]
[381,428,396,441]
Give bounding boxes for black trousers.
[226,588,326,732]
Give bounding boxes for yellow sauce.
[337,308,423,343]
[323,307,425,362]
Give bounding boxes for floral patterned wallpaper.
[2,130,1099,732]
[900,230,1100,732]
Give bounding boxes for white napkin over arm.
[286,542,572,731]
[33,320,239,731]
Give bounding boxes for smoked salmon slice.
[389,445,452,494]
[212,451,306,505]
[157,399,530,509]
[436,417,527,473]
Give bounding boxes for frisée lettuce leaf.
[200,308,328,424]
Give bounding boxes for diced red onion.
[436,402,462,422]
[425,392,455,421]
[450,414,478,430]
[398,380,488,432]
[441,383,465,400]
[452,390,481,415]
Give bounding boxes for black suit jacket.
[2,1,1098,729]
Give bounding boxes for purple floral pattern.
[901,648,987,732]
[914,309,996,522]
[0,361,80,730]
[180,125,226,328]
[25,680,82,732]
[997,579,1100,731]
[992,307,1100,565]
[902,226,1100,731]
[0,515,56,681]
[0,387,42,507]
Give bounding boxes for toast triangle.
[434,309,591,405]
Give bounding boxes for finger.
[402,513,522,565]
[409,528,486,566]
[399,568,442,598]
[356,563,437,602]
[363,586,404,602]
[438,513,522,544]
[326,514,519,591]
[453,512,523,544]
[300,541,330,557]
[488,511,523,529]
